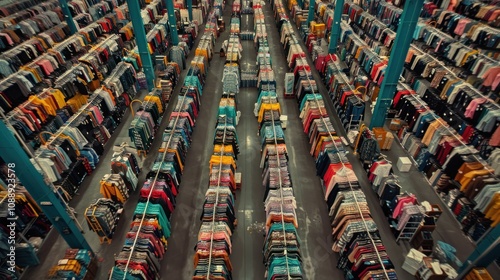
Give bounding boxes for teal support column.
[187,0,193,21]
[165,1,179,45]
[127,0,155,91]
[369,0,424,129]
[307,0,315,26]
[328,0,344,54]
[457,226,500,278]
[59,0,78,34]
[0,122,92,251]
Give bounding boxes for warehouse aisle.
[230,13,267,280]
[161,5,235,279]
[21,24,210,280]
[259,2,344,279]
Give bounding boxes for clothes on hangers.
[47,249,97,279]
[85,198,123,240]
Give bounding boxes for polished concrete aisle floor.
[230,13,267,279]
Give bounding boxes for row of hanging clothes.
[411,22,500,81]
[388,91,500,241]
[343,1,396,54]
[128,87,169,152]
[192,34,215,75]
[100,148,141,203]
[194,45,239,280]
[338,23,389,88]
[230,15,241,34]
[2,61,125,151]
[0,1,61,28]
[404,45,500,117]
[327,62,366,133]
[0,182,52,237]
[222,35,242,96]
[0,0,59,17]
[272,4,399,277]
[193,115,238,280]
[431,9,500,51]
[111,61,204,279]
[279,22,306,70]
[103,61,138,98]
[0,186,51,277]
[0,8,64,49]
[394,91,498,168]
[29,89,127,201]
[192,8,237,280]
[0,9,119,78]
[425,1,500,29]
[144,14,170,55]
[427,147,500,241]
[355,126,382,164]
[254,6,304,278]
[168,43,190,70]
[46,249,98,280]
[100,144,142,202]
[157,62,182,101]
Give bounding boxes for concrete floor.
[21,0,500,279]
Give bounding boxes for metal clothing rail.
[327,59,365,103]
[80,34,120,61]
[258,22,293,275]
[269,103,293,279]
[205,34,239,280]
[289,25,392,275]
[205,115,229,280]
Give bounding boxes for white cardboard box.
[280,115,288,129]
[397,157,412,172]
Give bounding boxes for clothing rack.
[404,93,498,181]
[295,47,392,278]
[3,88,51,121]
[34,92,102,152]
[418,20,498,66]
[80,34,120,61]
[55,63,84,84]
[111,39,201,275]
[205,115,228,280]
[113,86,191,280]
[328,59,365,102]
[409,44,500,111]
[269,97,293,279]
[205,38,238,280]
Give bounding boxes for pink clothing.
[464,98,487,118]
[482,67,500,87]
